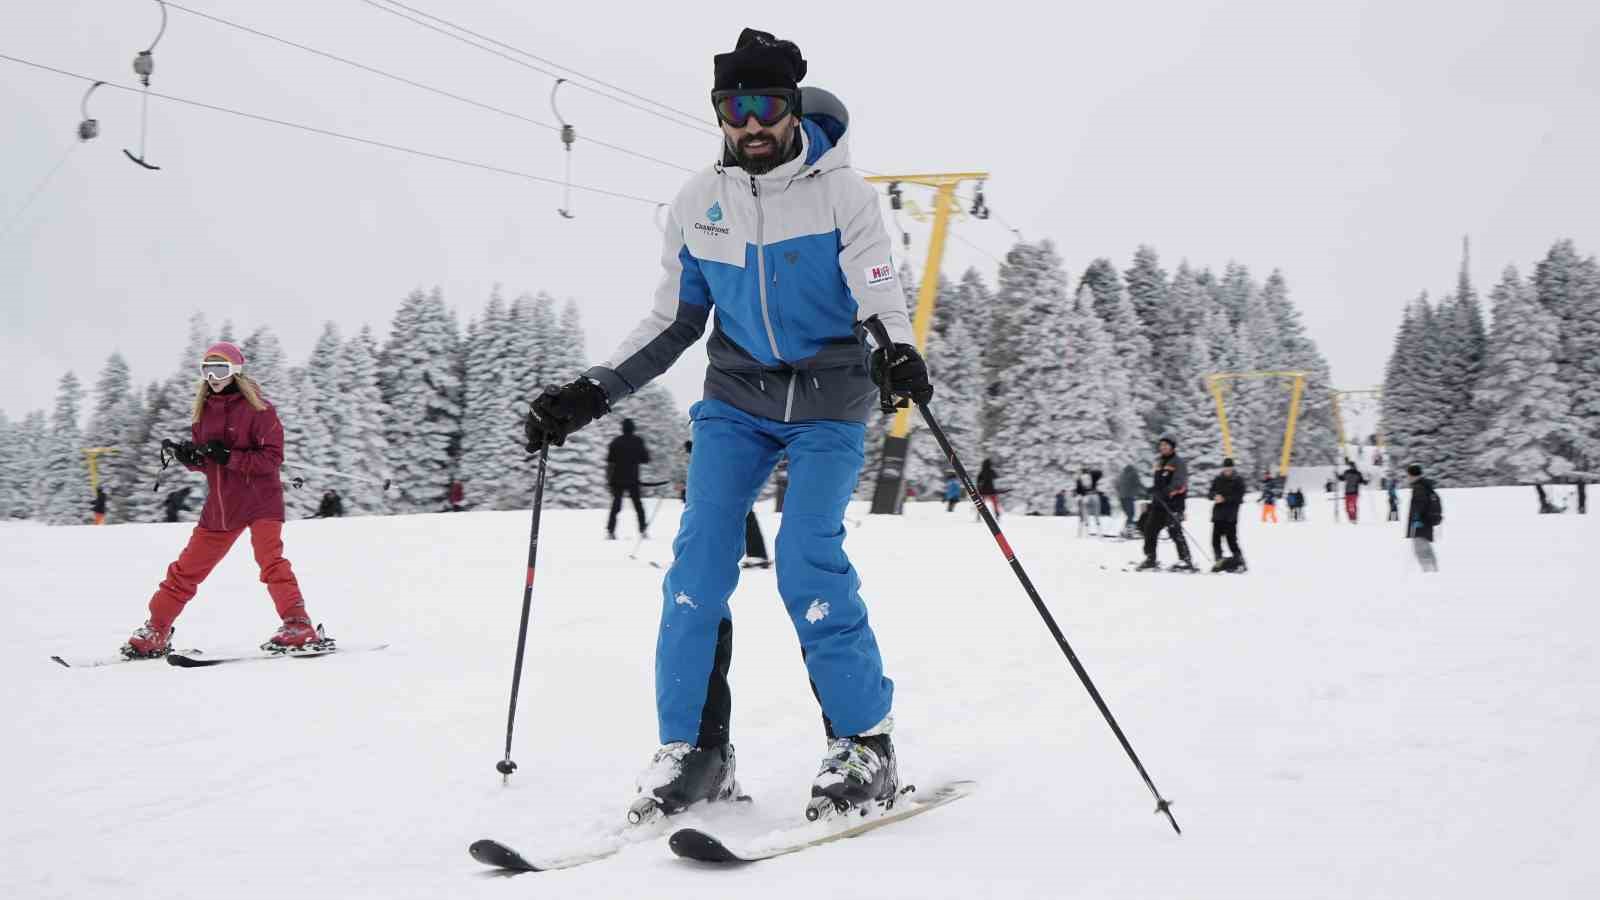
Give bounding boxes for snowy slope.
[5,487,1597,899]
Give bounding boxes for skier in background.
[1054,490,1069,516]
[92,486,108,525]
[1116,463,1142,538]
[522,28,919,823]
[316,489,344,518]
[943,472,961,512]
[1341,459,1368,523]
[1138,436,1194,571]
[606,418,651,540]
[1405,463,1442,572]
[1209,457,1246,572]
[448,479,465,512]
[1074,465,1103,536]
[1259,470,1280,524]
[977,459,1002,518]
[122,341,323,659]
[1382,476,1400,521]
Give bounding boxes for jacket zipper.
[750,177,784,363]
[784,372,797,422]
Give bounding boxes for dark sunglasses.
[711,90,798,128]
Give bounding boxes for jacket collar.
[715,117,848,189]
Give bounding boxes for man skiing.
[1209,457,1246,572]
[1074,465,1103,536]
[1116,462,1142,537]
[606,418,651,540]
[1138,437,1194,571]
[1405,463,1442,572]
[1341,459,1368,523]
[522,28,922,823]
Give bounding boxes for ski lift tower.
[862,172,988,515]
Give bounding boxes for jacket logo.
[865,264,895,286]
[707,202,724,222]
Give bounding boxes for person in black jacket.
[1341,460,1368,523]
[977,459,1001,518]
[92,486,109,525]
[1139,436,1193,570]
[316,489,344,518]
[606,418,651,539]
[1208,458,1246,571]
[1405,463,1441,572]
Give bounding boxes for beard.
[729,130,797,175]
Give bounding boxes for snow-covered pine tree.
[1083,258,1156,448]
[993,240,1082,512]
[544,299,608,509]
[9,412,51,519]
[41,373,89,525]
[1474,266,1573,483]
[341,325,391,514]
[0,412,18,519]
[1257,270,1339,467]
[1431,253,1490,485]
[455,290,513,510]
[380,288,462,513]
[982,242,1033,455]
[276,365,333,518]
[858,263,920,500]
[127,314,213,523]
[1539,242,1600,472]
[85,353,143,522]
[905,274,984,498]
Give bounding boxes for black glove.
[869,342,934,407]
[524,378,609,451]
[202,439,231,466]
[172,440,204,467]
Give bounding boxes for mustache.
[738,133,779,150]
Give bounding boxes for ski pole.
[281,460,392,491]
[496,444,549,784]
[1151,492,1212,567]
[861,316,1181,834]
[629,493,668,560]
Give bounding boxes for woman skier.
[122,341,326,658]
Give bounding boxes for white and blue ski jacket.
[583,95,913,423]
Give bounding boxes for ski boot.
[1169,559,1199,573]
[121,621,173,659]
[1135,557,1161,571]
[628,742,740,825]
[807,733,900,822]
[261,617,332,654]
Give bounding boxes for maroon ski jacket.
[187,389,287,530]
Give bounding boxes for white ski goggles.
[200,360,240,380]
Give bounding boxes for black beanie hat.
[714,28,807,92]
[1222,457,1235,467]
[1406,463,1423,476]
[1159,436,1177,449]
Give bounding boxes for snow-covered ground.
[5,486,1596,899]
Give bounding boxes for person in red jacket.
[122,341,324,658]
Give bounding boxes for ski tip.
[50,655,70,668]
[469,839,541,872]
[668,828,745,864]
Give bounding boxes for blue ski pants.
[657,399,894,746]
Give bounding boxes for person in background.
[943,472,961,512]
[977,459,1002,518]
[1259,470,1280,524]
[92,486,108,525]
[1382,476,1400,521]
[1341,459,1368,523]
[1208,457,1246,572]
[606,418,651,540]
[1054,490,1069,517]
[163,486,190,523]
[122,341,323,658]
[449,480,465,512]
[1405,463,1442,572]
[317,489,344,518]
[1116,463,1142,538]
[1138,436,1193,571]
[1073,466,1103,536]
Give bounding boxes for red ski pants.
[148,520,305,628]
[1345,494,1360,522]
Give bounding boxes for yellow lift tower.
[862,172,989,515]
[1206,371,1307,476]
[1328,388,1384,462]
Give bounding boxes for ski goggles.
[711,90,797,128]
[199,360,240,380]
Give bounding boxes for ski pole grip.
[860,316,901,415]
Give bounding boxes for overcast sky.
[3,0,1598,427]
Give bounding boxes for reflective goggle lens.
[200,362,235,379]
[714,93,791,127]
